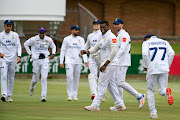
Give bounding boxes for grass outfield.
[0,79,180,120]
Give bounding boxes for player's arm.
[0,39,5,58]
[81,38,88,67]
[142,41,149,71]
[49,39,56,59]
[84,35,90,50]
[60,38,68,68]
[116,35,130,58]
[16,34,22,63]
[24,38,32,56]
[166,42,175,67]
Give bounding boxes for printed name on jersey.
[123,38,127,42]
[73,43,77,45]
[93,40,97,42]
[112,39,117,43]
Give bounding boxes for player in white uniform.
[60,25,88,101]
[84,20,102,100]
[81,21,125,111]
[0,20,21,102]
[111,18,146,110]
[24,27,56,102]
[142,34,175,119]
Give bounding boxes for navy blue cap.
[4,20,13,25]
[113,18,123,24]
[144,34,154,40]
[93,20,101,24]
[71,25,80,30]
[39,27,47,34]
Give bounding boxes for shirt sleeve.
[16,34,22,57]
[107,35,118,61]
[166,42,175,67]
[60,38,68,64]
[84,35,90,50]
[88,43,99,54]
[24,38,32,55]
[81,38,88,63]
[142,41,149,68]
[49,39,56,55]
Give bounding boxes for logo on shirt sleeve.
[112,39,117,43]
[123,38,127,42]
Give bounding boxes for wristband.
[104,63,108,66]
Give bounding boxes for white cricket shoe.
[84,106,100,111]
[41,96,46,102]
[110,104,126,111]
[67,96,72,101]
[1,94,6,102]
[138,94,146,109]
[73,96,78,101]
[149,113,158,119]
[7,96,13,102]
[29,88,34,96]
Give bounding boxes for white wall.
[0,0,66,21]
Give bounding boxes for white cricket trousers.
[88,59,99,95]
[0,60,16,97]
[146,73,168,114]
[116,66,141,99]
[91,65,123,107]
[65,63,82,98]
[30,58,49,98]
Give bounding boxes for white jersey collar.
[93,29,101,34]
[102,30,111,38]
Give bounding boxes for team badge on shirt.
[12,36,14,39]
[123,38,127,42]
[112,39,117,43]
[78,40,80,42]
[46,41,48,43]
[104,38,106,42]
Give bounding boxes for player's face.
[93,23,100,31]
[4,24,13,33]
[72,29,79,36]
[100,23,108,35]
[39,33,46,39]
[113,23,121,32]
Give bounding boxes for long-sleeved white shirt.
[89,30,118,66]
[142,36,175,74]
[24,35,56,60]
[0,30,22,62]
[116,29,131,66]
[60,34,87,64]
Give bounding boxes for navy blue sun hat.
[113,18,124,24]
[71,25,80,30]
[93,20,101,24]
[144,34,154,40]
[4,20,13,25]
[39,27,47,34]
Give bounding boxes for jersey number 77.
[149,47,166,61]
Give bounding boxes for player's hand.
[80,50,87,55]
[17,56,21,63]
[144,67,147,71]
[85,62,89,67]
[50,54,55,59]
[60,64,64,68]
[100,65,106,72]
[0,53,4,58]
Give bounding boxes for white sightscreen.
[0,0,66,21]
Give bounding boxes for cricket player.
[82,21,125,111]
[0,20,22,102]
[111,18,146,110]
[142,34,175,119]
[60,25,88,101]
[24,27,56,102]
[84,20,102,100]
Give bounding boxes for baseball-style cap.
[144,34,154,40]
[4,20,13,25]
[39,27,47,34]
[71,25,80,30]
[113,18,124,24]
[93,20,101,24]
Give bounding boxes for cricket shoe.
[41,96,46,102]
[91,94,95,100]
[73,96,78,101]
[67,96,72,101]
[138,94,146,109]
[7,96,13,102]
[1,94,6,102]
[29,88,34,96]
[166,88,174,105]
[110,104,126,111]
[149,113,158,119]
[84,106,100,111]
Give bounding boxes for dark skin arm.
[100,60,110,72]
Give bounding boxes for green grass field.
[0,79,180,120]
